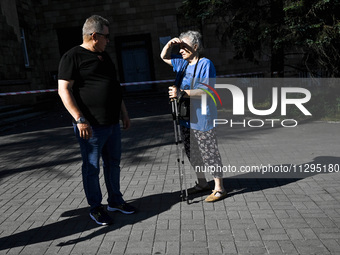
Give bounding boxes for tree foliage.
[179,0,340,77]
[283,0,340,76]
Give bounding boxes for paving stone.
[293,240,330,254]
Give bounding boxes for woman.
[160,30,227,202]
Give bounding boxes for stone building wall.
[0,1,26,80]
[34,0,269,85]
[0,0,270,105]
[36,0,186,83]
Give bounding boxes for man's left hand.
[121,115,131,130]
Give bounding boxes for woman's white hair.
[179,30,204,53]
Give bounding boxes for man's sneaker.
[107,203,136,214]
[89,206,113,226]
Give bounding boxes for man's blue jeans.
[74,123,125,211]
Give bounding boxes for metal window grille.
[20,28,29,67]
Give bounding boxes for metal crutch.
[170,98,189,203]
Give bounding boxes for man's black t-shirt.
[58,46,122,125]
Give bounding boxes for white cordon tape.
[0,72,263,96]
[0,89,58,96]
[122,79,174,86]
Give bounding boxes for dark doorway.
[115,34,155,91]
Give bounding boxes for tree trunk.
[270,0,284,77]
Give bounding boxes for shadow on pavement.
[223,155,340,197]
[0,92,172,136]
[1,156,338,251]
[0,191,181,251]
[0,126,79,181]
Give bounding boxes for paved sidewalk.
[0,96,340,254]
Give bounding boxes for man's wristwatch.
[76,117,86,124]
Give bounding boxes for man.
[58,15,135,226]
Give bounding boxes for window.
[20,28,29,67]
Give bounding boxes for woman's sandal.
[205,190,227,202]
[187,182,211,195]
